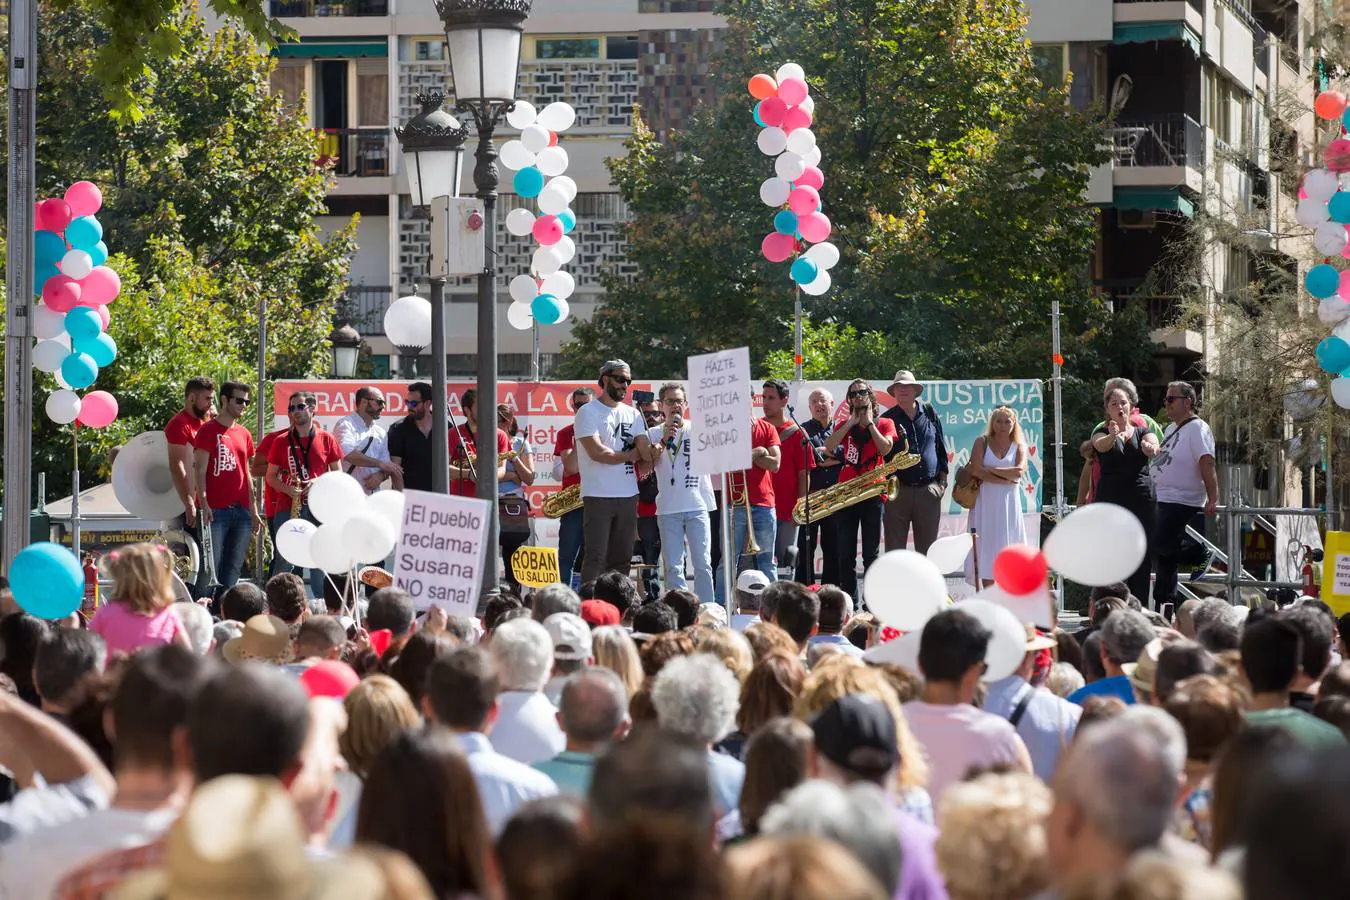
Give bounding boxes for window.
[270,64,307,112]
[606,35,638,60]
[415,40,446,61]
[1030,44,1068,87]
[357,60,388,126]
[533,38,600,60]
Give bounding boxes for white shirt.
[574,401,640,498]
[457,731,558,835]
[333,412,390,493]
[0,774,108,845]
[1152,417,1215,507]
[0,804,178,900]
[646,425,715,515]
[489,690,566,765]
[500,435,534,498]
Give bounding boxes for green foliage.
[762,316,931,381]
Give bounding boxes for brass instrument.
[450,449,518,480]
[290,479,310,518]
[730,469,762,555]
[542,483,583,518]
[792,452,922,525]
[199,508,221,590]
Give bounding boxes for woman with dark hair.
[0,613,49,706]
[387,632,456,710]
[718,652,806,760]
[495,796,584,900]
[356,728,494,899]
[497,404,536,593]
[717,716,812,844]
[1208,725,1299,867]
[824,379,898,596]
[1088,387,1160,600]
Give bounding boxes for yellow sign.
[511,545,560,588]
[1322,531,1350,616]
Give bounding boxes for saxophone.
[542,484,583,518]
[792,452,922,525]
[291,478,309,518]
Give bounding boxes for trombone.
[729,468,762,556]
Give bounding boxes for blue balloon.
[34,263,60,296]
[34,230,66,265]
[531,293,564,325]
[85,332,117,367]
[558,208,576,234]
[790,257,819,285]
[65,307,102,341]
[10,542,84,620]
[1307,264,1342,299]
[1331,192,1350,225]
[1317,336,1350,374]
[513,166,545,199]
[774,209,799,236]
[753,101,766,127]
[88,241,109,268]
[65,216,103,251]
[61,352,98,389]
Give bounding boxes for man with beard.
[266,390,343,594]
[826,379,899,596]
[164,377,215,599]
[192,381,263,594]
[334,386,401,496]
[389,382,435,492]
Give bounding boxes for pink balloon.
[64,181,103,218]
[96,304,110,330]
[1327,138,1350,173]
[42,275,82,312]
[758,97,788,127]
[777,77,809,106]
[788,185,821,216]
[1299,184,1310,200]
[299,660,359,698]
[798,211,832,243]
[76,390,118,428]
[41,198,72,233]
[1340,270,1350,301]
[532,215,563,247]
[796,166,825,190]
[80,267,121,305]
[1342,239,1350,260]
[782,106,813,133]
[761,232,796,263]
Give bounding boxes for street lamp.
[329,321,363,379]
[436,0,531,593]
[383,293,432,379]
[396,89,468,495]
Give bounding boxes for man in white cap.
[732,570,770,631]
[543,612,593,706]
[880,370,949,554]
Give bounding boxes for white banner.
[688,347,752,477]
[394,490,492,614]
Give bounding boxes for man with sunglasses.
[826,379,899,597]
[575,360,654,585]
[389,382,435,493]
[333,386,400,495]
[1151,380,1217,609]
[266,390,343,594]
[191,381,262,595]
[552,388,594,589]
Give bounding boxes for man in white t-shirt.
[647,383,716,602]
[575,360,654,585]
[333,386,400,495]
[1150,380,1217,609]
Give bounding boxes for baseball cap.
[809,693,899,779]
[737,570,770,595]
[599,359,631,378]
[544,612,593,661]
[696,603,728,628]
[581,599,621,628]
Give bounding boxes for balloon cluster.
[33,182,121,430]
[274,471,404,576]
[499,101,580,331]
[749,63,838,296]
[1304,91,1350,409]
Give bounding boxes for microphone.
[664,414,682,451]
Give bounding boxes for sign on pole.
[394,490,492,614]
[688,347,752,477]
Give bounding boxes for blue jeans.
[658,510,715,603]
[557,506,585,590]
[270,507,326,598]
[716,505,776,602]
[210,504,253,592]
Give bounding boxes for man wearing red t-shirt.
[253,424,288,578]
[192,381,261,594]
[825,378,901,596]
[265,390,343,592]
[164,376,215,528]
[450,388,510,498]
[551,387,592,589]
[715,414,780,602]
[762,379,813,578]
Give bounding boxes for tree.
[761,316,931,381]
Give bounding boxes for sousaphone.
[112,431,199,585]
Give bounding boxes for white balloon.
[800,269,832,296]
[532,246,563,276]
[521,124,551,154]
[551,175,578,202]
[32,304,67,340]
[536,146,569,177]
[554,236,576,264]
[802,241,840,270]
[307,471,367,527]
[863,550,947,631]
[536,101,577,133]
[54,371,73,390]
[1319,297,1350,325]
[1315,222,1349,256]
[1334,317,1350,345]
[775,62,806,82]
[862,629,923,672]
[540,270,575,300]
[798,95,816,116]
[760,177,791,207]
[974,582,1055,631]
[926,533,973,574]
[276,518,318,569]
[803,144,822,167]
[368,490,406,533]
[342,511,397,565]
[1042,503,1147,586]
[33,339,69,373]
[310,522,354,575]
[757,126,788,156]
[509,273,539,304]
[61,250,93,280]
[1284,378,1327,420]
[1340,172,1350,192]
[45,389,81,425]
[1333,376,1350,410]
[552,298,570,322]
[505,100,537,129]
[1306,169,1340,202]
[786,128,817,156]
[1297,197,1331,227]
[498,140,535,171]
[507,301,534,331]
[505,208,536,237]
[956,598,1029,682]
[538,183,569,215]
[775,151,806,182]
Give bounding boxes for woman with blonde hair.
[935,771,1053,900]
[591,626,643,698]
[699,628,754,684]
[963,406,1028,587]
[90,543,192,655]
[330,675,421,848]
[724,836,886,900]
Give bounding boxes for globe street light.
[436,0,531,594]
[383,293,432,379]
[329,321,363,379]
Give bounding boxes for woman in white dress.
[964,406,1028,587]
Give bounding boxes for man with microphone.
[645,383,716,601]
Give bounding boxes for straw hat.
[223,615,293,665]
[1025,625,1056,652]
[885,370,923,396]
[1122,638,1164,697]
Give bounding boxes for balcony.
[1111,114,1205,191]
[317,128,393,190]
[342,286,394,336]
[1112,293,1204,355]
[1116,0,1201,13]
[271,0,387,15]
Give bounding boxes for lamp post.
[396,89,467,495]
[384,293,433,380]
[437,0,531,594]
[329,322,363,379]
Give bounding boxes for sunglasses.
[406,399,421,407]
[287,404,310,412]
[227,395,250,406]
[847,389,869,397]
[607,375,632,385]
[1164,395,1186,404]
[366,398,386,407]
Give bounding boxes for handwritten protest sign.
[688,347,752,477]
[394,491,492,614]
[511,545,560,588]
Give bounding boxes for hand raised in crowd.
[423,605,448,636]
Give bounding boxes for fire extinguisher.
[81,554,99,615]
[1301,544,1323,598]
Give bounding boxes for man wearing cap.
[983,628,1080,781]
[575,360,654,585]
[732,570,770,631]
[533,668,630,798]
[881,370,949,554]
[580,598,621,628]
[543,612,593,706]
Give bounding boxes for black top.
[1092,423,1153,503]
[803,419,842,492]
[882,402,948,486]
[388,416,434,492]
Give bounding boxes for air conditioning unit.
[1118,209,1158,230]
